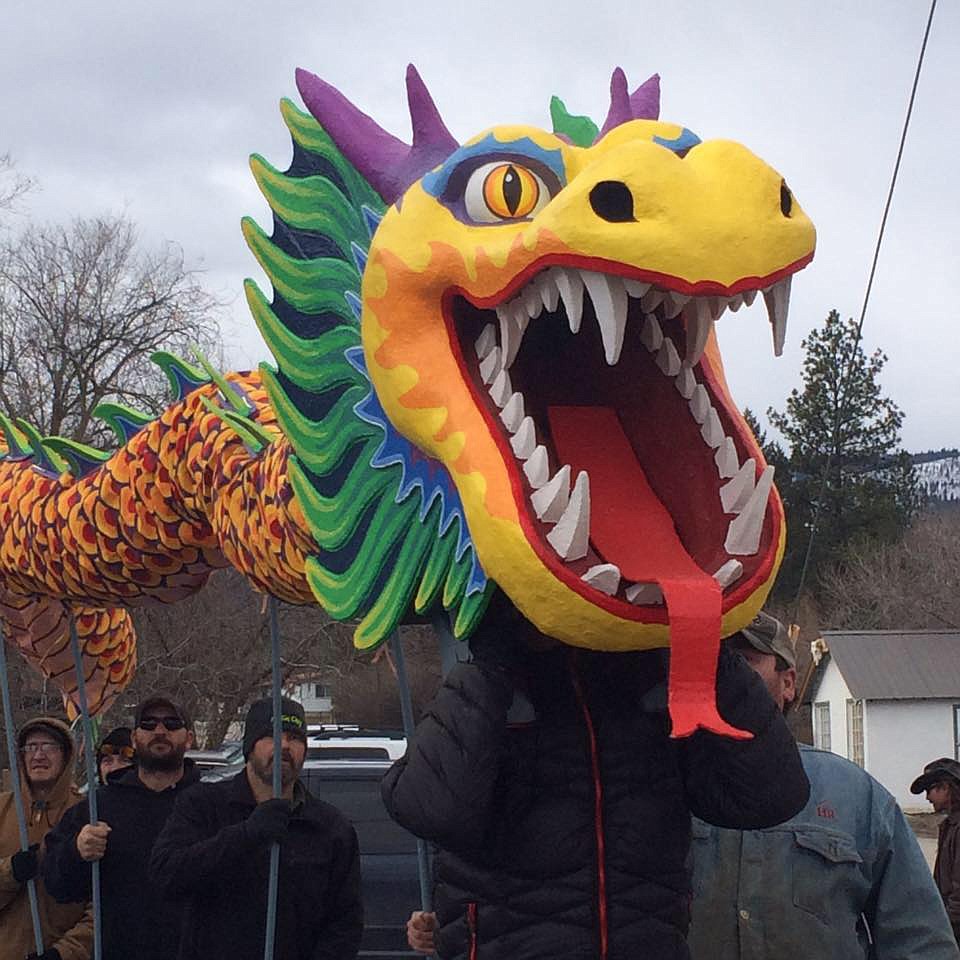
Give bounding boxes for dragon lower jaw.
[453,262,788,618]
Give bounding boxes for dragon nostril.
[589,181,635,223]
[780,181,793,217]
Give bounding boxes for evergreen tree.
[766,310,920,602]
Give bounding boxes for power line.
[792,0,939,611]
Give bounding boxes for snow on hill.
[913,453,960,504]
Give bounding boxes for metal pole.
[0,624,45,955]
[263,596,282,960]
[68,615,102,960]
[390,631,433,912]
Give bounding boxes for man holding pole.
[42,695,199,960]
[151,696,363,960]
[0,717,92,960]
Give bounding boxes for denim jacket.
[689,744,959,959]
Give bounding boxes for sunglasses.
[138,716,185,732]
[100,744,135,759]
[21,741,63,755]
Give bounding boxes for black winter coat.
[42,760,202,960]
[150,770,363,960]
[382,645,808,960]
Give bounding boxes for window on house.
[313,683,329,699]
[954,705,960,760]
[813,701,831,752]
[846,699,864,767]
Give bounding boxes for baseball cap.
[910,758,960,794]
[134,695,190,729]
[242,697,307,760]
[729,612,797,670]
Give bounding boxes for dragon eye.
[464,162,551,223]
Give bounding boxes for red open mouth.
[450,259,795,620]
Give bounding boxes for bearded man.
[151,696,362,960]
[43,695,200,960]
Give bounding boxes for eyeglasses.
[100,744,135,759]
[138,716,185,732]
[21,741,63,755]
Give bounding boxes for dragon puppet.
[0,66,814,735]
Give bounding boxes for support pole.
[390,630,433,912]
[0,624,45,955]
[68,615,102,960]
[263,596,282,960]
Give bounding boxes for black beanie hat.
[242,697,307,760]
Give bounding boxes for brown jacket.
[935,811,960,942]
[0,717,93,960]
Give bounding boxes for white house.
[288,680,333,721]
[807,630,960,811]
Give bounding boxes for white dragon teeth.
[675,363,696,399]
[701,408,724,448]
[689,384,710,424]
[490,369,512,407]
[510,416,537,460]
[640,314,664,352]
[553,267,584,333]
[546,470,590,561]
[475,323,497,359]
[626,582,664,605]
[500,392,525,432]
[683,299,714,367]
[763,275,792,357]
[725,465,774,556]
[713,559,743,589]
[624,278,650,299]
[582,563,621,596]
[720,458,757,514]
[581,271,628,366]
[523,445,550,488]
[479,345,502,384]
[714,436,739,479]
[476,268,788,573]
[531,464,571,522]
[656,338,681,376]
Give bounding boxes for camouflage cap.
[730,612,796,670]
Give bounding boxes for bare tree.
[821,511,960,631]
[0,214,222,446]
[0,154,33,218]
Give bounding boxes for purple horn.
[295,65,457,204]
[596,68,661,140]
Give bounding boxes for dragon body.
[0,67,814,732]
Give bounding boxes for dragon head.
[296,66,815,657]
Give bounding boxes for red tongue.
[548,406,750,739]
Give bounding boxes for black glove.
[26,948,62,960]
[11,844,39,883]
[245,799,292,844]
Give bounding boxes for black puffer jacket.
[382,644,808,960]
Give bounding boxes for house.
[288,679,333,722]
[806,630,960,811]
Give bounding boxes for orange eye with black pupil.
[463,160,553,223]
[483,164,539,219]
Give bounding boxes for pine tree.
[766,310,921,602]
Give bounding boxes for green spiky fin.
[550,95,599,147]
[43,437,111,478]
[0,412,31,460]
[193,350,254,415]
[245,94,493,652]
[199,396,276,454]
[93,403,154,445]
[16,419,68,476]
[151,351,210,400]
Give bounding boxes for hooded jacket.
[0,716,93,960]
[383,644,809,960]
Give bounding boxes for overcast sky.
[2,0,956,452]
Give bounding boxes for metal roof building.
[806,630,960,809]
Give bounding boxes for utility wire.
[792,0,938,612]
